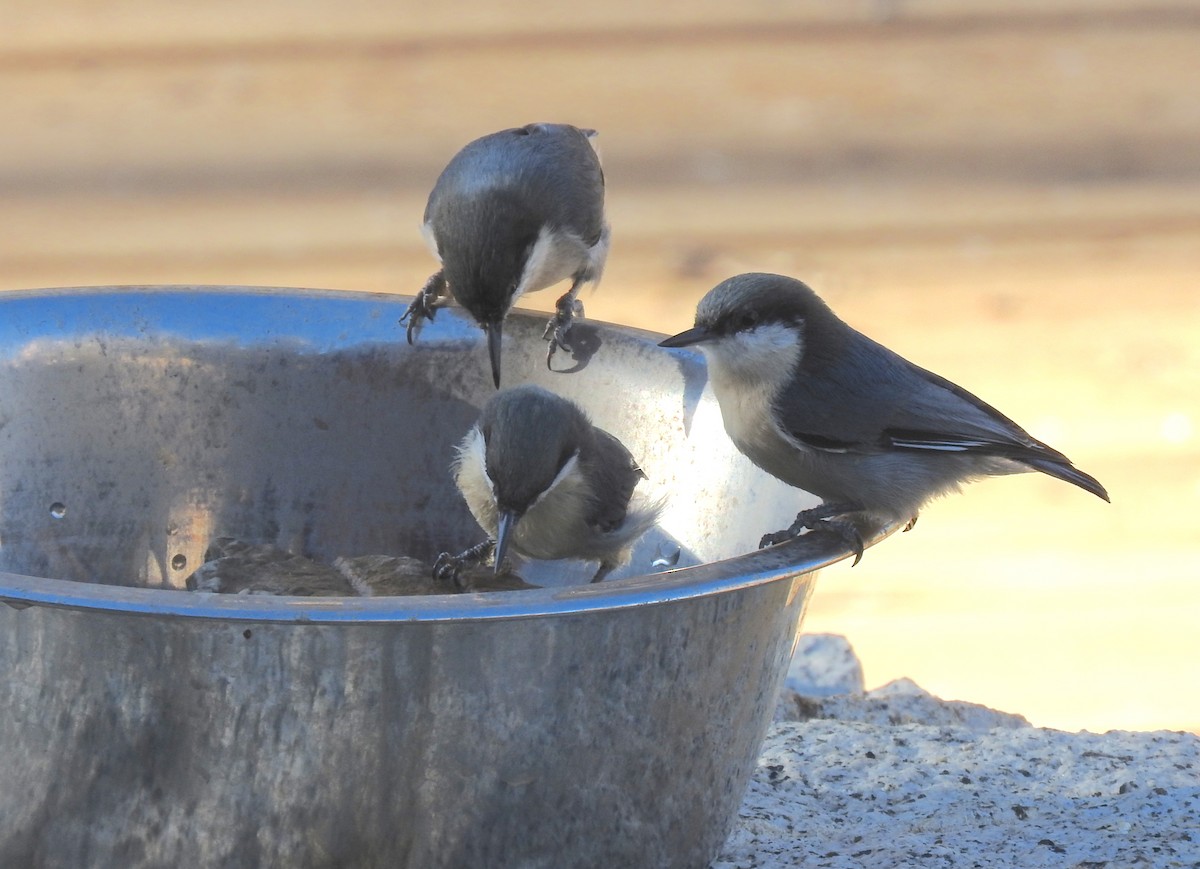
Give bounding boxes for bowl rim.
[0,284,891,623]
[0,530,887,623]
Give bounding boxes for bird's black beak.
[658,325,712,348]
[493,509,520,574]
[483,320,503,388]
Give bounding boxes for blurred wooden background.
[2,1,1197,732]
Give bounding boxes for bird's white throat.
[701,322,804,448]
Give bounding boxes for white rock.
[779,676,1030,732]
[785,633,865,697]
[725,634,1199,869]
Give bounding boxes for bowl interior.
[0,286,816,596]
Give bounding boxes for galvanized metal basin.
[0,287,877,868]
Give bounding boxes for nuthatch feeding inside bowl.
[401,123,610,388]
[435,384,659,585]
[659,272,1109,562]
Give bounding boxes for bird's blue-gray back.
[424,124,606,246]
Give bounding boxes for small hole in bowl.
[49,502,66,519]
[170,554,187,571]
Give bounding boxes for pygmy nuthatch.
[659,272,1109,562]
[436,384,659,584]
[401,123,609,387]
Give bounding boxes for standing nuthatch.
[401,123,609,387]
[435,385,659,584]
[660,272,1109,562]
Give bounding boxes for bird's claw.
[432,552,468,591]
[400,271,447,345]
[432,539,496,592]
[758,504,866,566]
[759,528,797,549]
[833,522,866,566]
[543,294,584,368]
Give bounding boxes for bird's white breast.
[512,223,609,303]
[699,322,961,521]
[513,459,595,560]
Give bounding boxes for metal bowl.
[0,286,877,868]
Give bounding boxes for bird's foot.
[399,271,448,344]
[903,514,920,533]
[759,503,866,566]
[432,539,495,592]
[543,293,585,368]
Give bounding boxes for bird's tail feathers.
[615,494,667,544]
[1021,456,1110,503]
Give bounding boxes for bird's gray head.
[474,384,593,572]
[476,384,589,516]
[437,199,540,315]
[437,201,540,388]
[659,273,840,384]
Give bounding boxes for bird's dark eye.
[738,312,759,331]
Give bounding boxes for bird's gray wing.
[884,363,1109,500]
[773,324,1109,501]
[581,428,645,533]
[774,330,1060,458]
